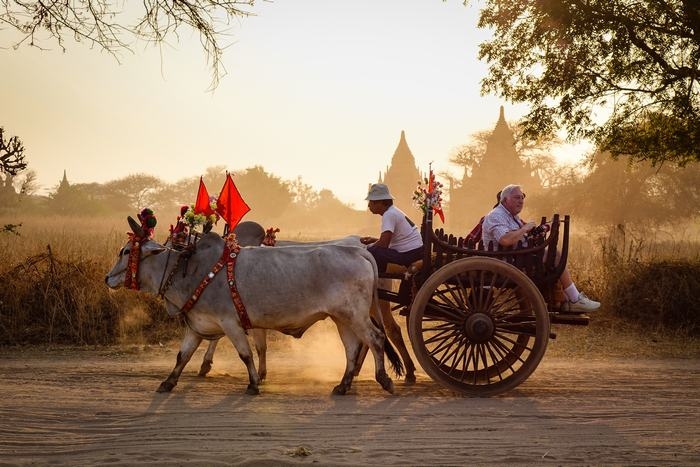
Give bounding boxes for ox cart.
[376,209,589,397]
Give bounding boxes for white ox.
[105,217,401,395]
[193,222,369,381]
[205,221,417,383]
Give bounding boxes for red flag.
[429,170,445,223]
[216,173,250,230]
[194,177,216,217]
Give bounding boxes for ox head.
[233,221,265,247]
[104,216,167,289]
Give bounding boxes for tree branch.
[1,0,255,87]
[0,128,28,176]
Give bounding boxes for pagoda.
[448,107,542,230]
[377,130,423,215]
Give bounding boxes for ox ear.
[143,243,167,255]
[128,216,145,238]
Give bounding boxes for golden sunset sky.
[1,0,584,208]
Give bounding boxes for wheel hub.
[464,313,495,343]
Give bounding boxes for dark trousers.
[367,245,424,273]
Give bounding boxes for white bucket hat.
[365,183,395,201]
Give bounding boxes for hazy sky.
[1,0,581,208]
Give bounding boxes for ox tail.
[386,340,405,378]
[372,316,405,377]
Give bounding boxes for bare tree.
[449,130,491,178]
[1,1,255,87]
[103,173,163,211]
[289,176,320,207]
[18,169,39,196]
[0,127,27,176]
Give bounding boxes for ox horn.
[128,216,145,238]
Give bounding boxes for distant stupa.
[377,130,423,215]
[58,169,70,191]
[449,106,542,229]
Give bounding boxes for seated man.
[360,183,423,273]
[482,184,600,313]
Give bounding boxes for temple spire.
[378,130,421,213]
[391,130,413,167]
[59,169,70,190]
[447,106,542,230]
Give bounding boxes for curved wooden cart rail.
[407,257,550,397]
[424,214,571,307]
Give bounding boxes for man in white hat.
[360,183,423,273]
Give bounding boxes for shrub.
[597,226,700,336]
[0,245,179,345]
[604,259,700,336]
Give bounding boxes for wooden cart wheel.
[408,257,550,396]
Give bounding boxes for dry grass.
[0,214,180,346]
[548,311,700,358]
[550,225,700,357]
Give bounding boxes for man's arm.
[374,230,392,248]
[360,230,393,247]
[498,222,536,247]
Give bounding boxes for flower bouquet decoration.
[169,177,220,249]
[412,169,445,223]
[182,199,219,231]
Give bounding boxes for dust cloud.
[199,318,380,386]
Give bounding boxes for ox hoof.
[332,384,349,396]
[259,371,267,382]
[405,373,417,385]
[379,375,395,394]
[198,360,213,377]
[156,381,175,393]
[245,385,260,395]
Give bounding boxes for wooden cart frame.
[377,209,589,396]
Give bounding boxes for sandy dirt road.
[1,332,699,466]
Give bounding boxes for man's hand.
[360,236,377,245]
[499,222,536,247]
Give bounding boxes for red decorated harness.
[179,234,252,329]
[262,227,280,246]
[124,233,143,290]
[125,232,252,330]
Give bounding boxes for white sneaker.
[567,293,600,313]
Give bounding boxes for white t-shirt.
[380,205,423,252]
